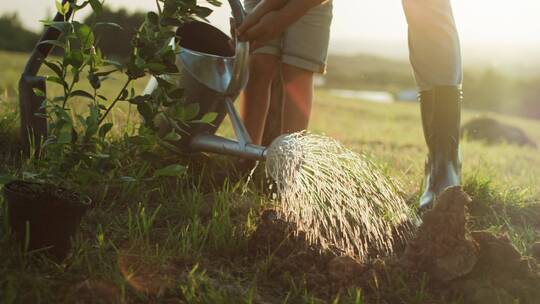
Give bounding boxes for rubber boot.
[419,86,462,211]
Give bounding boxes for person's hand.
[237,11,286,50]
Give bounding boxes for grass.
[1,50,539,303]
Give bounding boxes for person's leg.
[402,0,463,210]
[402,0,462,91]
[239,53,280,145]
[279,1,333,134]
[281,64,314,134]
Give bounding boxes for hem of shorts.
[282,54,326,74]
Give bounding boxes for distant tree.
[84,7,145,59]
[464,68,512,113]
[0,14,39,52]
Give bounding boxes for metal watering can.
[19,0,267,160]
[145,0,267,160]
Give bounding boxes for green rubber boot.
[419,86,462,211]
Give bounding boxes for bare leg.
[281,64,314,134]
[240,54,280,145]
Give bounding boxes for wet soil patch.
[248,188,540,303]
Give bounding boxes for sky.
[2,0,540,62]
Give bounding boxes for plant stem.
[98,78,132,125]
[155,0,162,14]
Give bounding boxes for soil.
[247,187,540,303]
[117,244,191,297]
[5,180,91,207]
[402,186,478,282]
[68,280,121,304]
[533,242,540,262]
[461,117,537,148]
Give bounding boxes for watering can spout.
[190,134,267,160]
[189,97,267,161]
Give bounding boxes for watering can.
[19,0,267,160]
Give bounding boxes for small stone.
[532,242,540,262]
[327,256,366,281]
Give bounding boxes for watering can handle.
[228,0,246,28]
[23,0,73,77]
[226,0,249,96]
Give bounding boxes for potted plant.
[3,181,91,260]
[2,0,217,260]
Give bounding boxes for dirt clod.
[403,186,478,281]
[470,231,522,274]
[327,256,367,282]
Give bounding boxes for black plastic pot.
[3,180,91,260]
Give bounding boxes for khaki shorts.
[244,0,333,74]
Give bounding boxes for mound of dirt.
[461,117,537,148]
[248,188,540,303]
[403,186,540,303]
[402,186,478,281]
[455,230,540,303]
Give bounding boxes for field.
[1,50,540,303]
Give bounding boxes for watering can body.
[144,11,266,160]
[144,21,243,145]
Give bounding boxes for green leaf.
[199,112,218,124]
[175,103,199,121]
[94,69,117,77]
[155,77,174,90]
[103,59,123,69]
[70,90,94,100]
[195,6,213,18]
[56,0,70,15]
[129,95,151,105]
[96,22,123,31]
[57,121,73,144]
[44,21,72,34]
[99,123,113,138]
[120,176,137,182]
[65,50,84,68]
[43,60,63,78]
[32,88,46,97]
[77,24,95,49]
[38,39,65,49]
[154,164,186,178]
[167,88,184,99]
[137,102,154,124]
[147,12,160,25]
[89,0,103,14]
[0,174,15,185]
[88,73,101,90]
[119,89,128,100]
[146,63,166,73]
[86,152,110,159]
[163,130,182,141]
[46,76,67,88]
